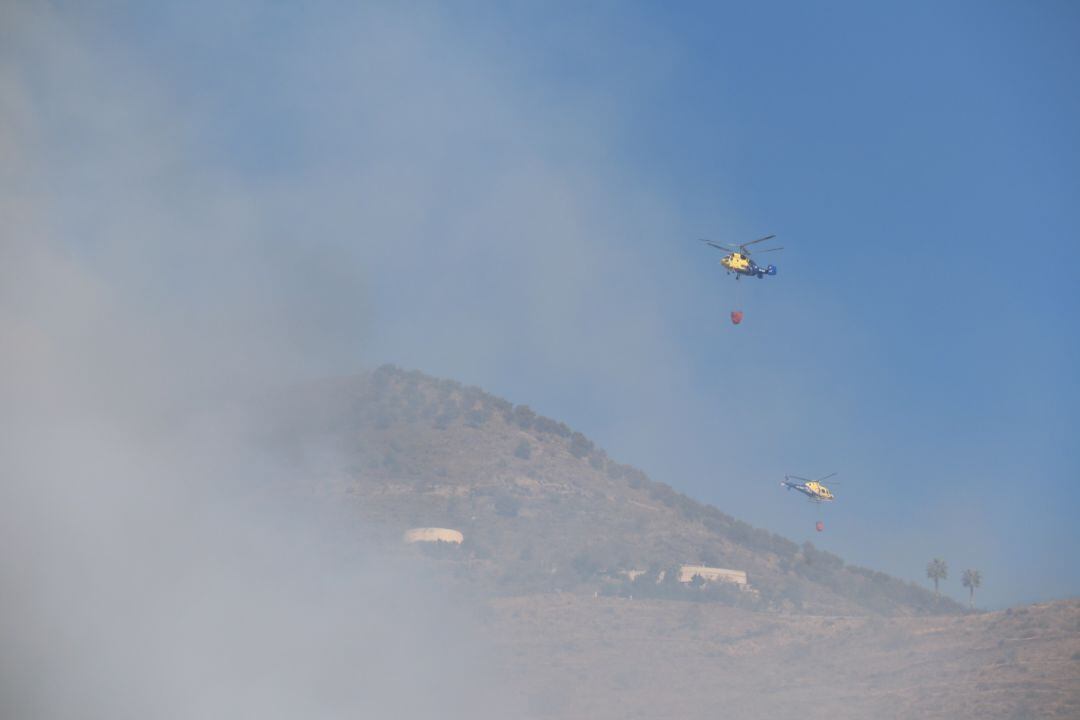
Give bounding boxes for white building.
[678,564,748,587]
[402,527,464,544]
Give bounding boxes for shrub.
[569,431,593,458]
[513,405,536,429]
[465,408,489,428]
[514,439,532,460]
[625,469,648,489]
[488,396,513,418]
[533,415,567,436]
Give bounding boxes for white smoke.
[1,5,523,717]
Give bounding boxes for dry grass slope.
[489,596,1080,720]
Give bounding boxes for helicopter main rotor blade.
[816,472,838,483]
[753,247,784,254]
[700,239,738,252]
[787,476,812,483]
[740,234,777,249]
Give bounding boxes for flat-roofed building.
[403,527,464,544]
[678,564,748,587]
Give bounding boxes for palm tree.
[926,558,948,596]
[961,569,982,608]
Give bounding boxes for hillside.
[490,595,1080,720]
[268,365,962,616]
[255,365,1080,719]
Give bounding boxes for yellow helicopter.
[700,234,783,279]
[781,473,838,503]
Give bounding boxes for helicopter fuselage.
[721,252,777,279]
[781,479,834,502]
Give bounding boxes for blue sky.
[8,1,1078,608]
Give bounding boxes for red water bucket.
[815,521,824,532]
[730,310,744,325]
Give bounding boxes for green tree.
[961,569,982,608]
[926,558,948,596]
